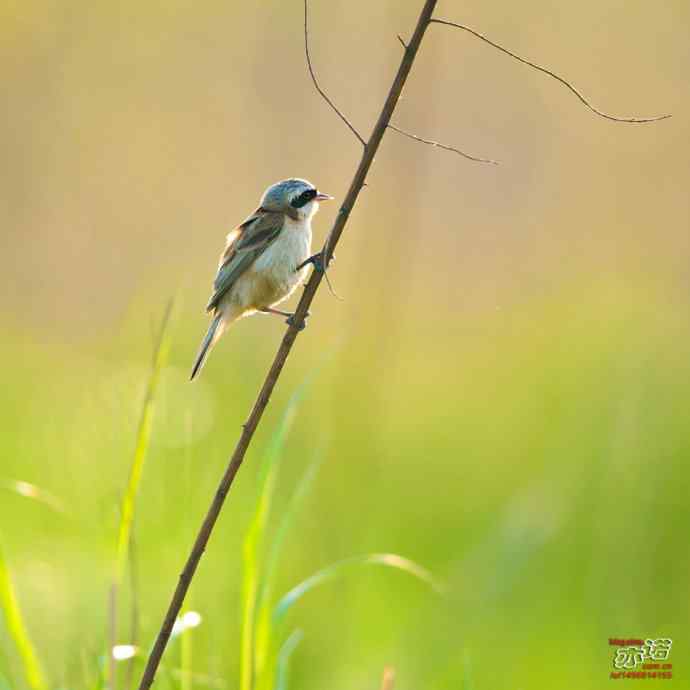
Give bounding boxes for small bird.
[190,178,332,380]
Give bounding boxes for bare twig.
[136,4,670,689]
[135,3,438,688]
[429,19,670,123]
[304,0,366,145]
[397,34,407,50]
[388,123,498,164]
[321,267,343,301]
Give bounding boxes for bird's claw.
[296,252,334,274]
[286,310,310,331]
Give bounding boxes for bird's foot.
[260,307,292,318]
[296,251,334,274]
[286,310,310,331]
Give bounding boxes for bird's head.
[260,178,332,220]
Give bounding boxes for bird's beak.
[315,192,333,201]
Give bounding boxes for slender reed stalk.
[0,541,46,690]
[111,300,173,690]
[0,481,66,690]
[241,368,319,690]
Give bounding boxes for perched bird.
[190,178,332,380]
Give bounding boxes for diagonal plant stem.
[136,1,670,687]
[111,299,173,690]
[135,1,439,688]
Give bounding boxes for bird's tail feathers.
[190,314,223,381]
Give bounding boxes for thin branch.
[322,266,343,301]
[429,19,671,124]
[304,0,366,145]
[134,2,439,688]
[388,123,498,164]
[135,4,670,688]
[397,34,407,50]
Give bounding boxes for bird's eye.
[290,188,317,209]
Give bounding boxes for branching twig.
[136,3,669,689]
[135,3,439,688]
[304,0,366,145]
[388,123,498,164]
[429,19,671,123]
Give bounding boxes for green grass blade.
[240,362,325,690]
[115,299,174,583]
[239,536,258,690]
[166,610,203,690]
[0,541,47,690]
[180,628,192,690]
[274,553,442,623]
[253,446,325,686]
[111,300,174,690]
[274,630,303,690]
[239,390,304,690]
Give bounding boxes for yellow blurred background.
[1,0,688,688]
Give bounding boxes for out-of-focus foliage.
[1,0,688,688]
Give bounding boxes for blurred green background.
[1,0,689,688]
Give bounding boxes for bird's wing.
[206,210,285,312]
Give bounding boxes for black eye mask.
[290,188,318,209]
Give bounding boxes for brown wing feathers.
[206,211,285,313]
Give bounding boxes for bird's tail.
[190,314,223,381]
